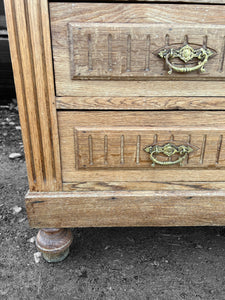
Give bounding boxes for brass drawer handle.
[144,143,194,167]
[158,44,214,74]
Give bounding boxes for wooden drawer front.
[58,111,225,183]
[75,127,224,170]
[50,3,225,97]
[69,23,222,80]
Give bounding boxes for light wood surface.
[62,170,225,185]
[74,127,225,169]
[54,80,225,97]
[58,111,225,183]
[50,3,225,97]
[63,181,225,192]
[56,96,225,110]
[69,23,223,80]
[26,190,225,228]
[125,1,224,2]
[5,0,225,232]
[50,3,225,26]
[4,0,62,191]
[132,1,224,2]
[69,1,225,3]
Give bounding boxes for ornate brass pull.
[144,143,194,167]
[158,44,214,74]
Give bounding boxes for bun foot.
[36,228,73,263]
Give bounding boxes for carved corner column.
[4,0,72,262]
[4,0,62,192]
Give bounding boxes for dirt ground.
[1,107,225,300]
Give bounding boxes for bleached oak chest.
[4,0,225,262]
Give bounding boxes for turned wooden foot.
[36,228,73,263]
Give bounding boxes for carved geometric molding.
[74,127,225,169]
[4,0,62,191]
[68,23,224,80]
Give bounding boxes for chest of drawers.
[4,0,225,262]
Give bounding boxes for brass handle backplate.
[144,143,194,167]
[158,44,214,74]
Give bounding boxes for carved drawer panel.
[50,3,225,97]
[74,127,225,170]
[58,111,225,183]
[69,23,222,80]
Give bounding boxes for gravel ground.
[1,107,225,300]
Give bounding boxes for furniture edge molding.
[55,96,225,110]
[26,190,225,228]
[4,0,62,191]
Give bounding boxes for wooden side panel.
[26,191,225,228]
[4,0,62,191]
[69,23,222,80]
[74,127,225,169]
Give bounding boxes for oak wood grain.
[54,81,225,97]
[69,23,223,80]
[50,1,225,3]
[50,3,225,25]
[63,181,225,192]
[50,3,225,97]
[4,0,62,191]
[122,0,224,2]
[5,0,225,232]
[49,1,225,3]
[74,127,225,169]
[65,1,225,3]
[26,190,225,228]
[58,111,225,183]
[56,96,225,110]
